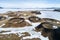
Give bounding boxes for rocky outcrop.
[35,22,60,40]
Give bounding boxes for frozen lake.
[0,8,54,13]
[38,11,60,20]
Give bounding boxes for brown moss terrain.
[5,11,37,18]
[0,32,31,40]
[41,18,60,26]
[0,11,39,27]
[21,32,31,37]
[22,38,41,40]
[5,11,17,17]
[0,11,60,40]
[0,15,9,27]
[0,34,21,40]
[2,21,32,28]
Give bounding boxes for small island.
[0,7,3,9]
[54,8,60,12]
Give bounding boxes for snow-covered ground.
[0,22,49,40]
[0,9,60,40]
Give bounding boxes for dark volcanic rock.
[52,28,60,40]
[35,22,60,40]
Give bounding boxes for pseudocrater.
[2,18,32,28]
